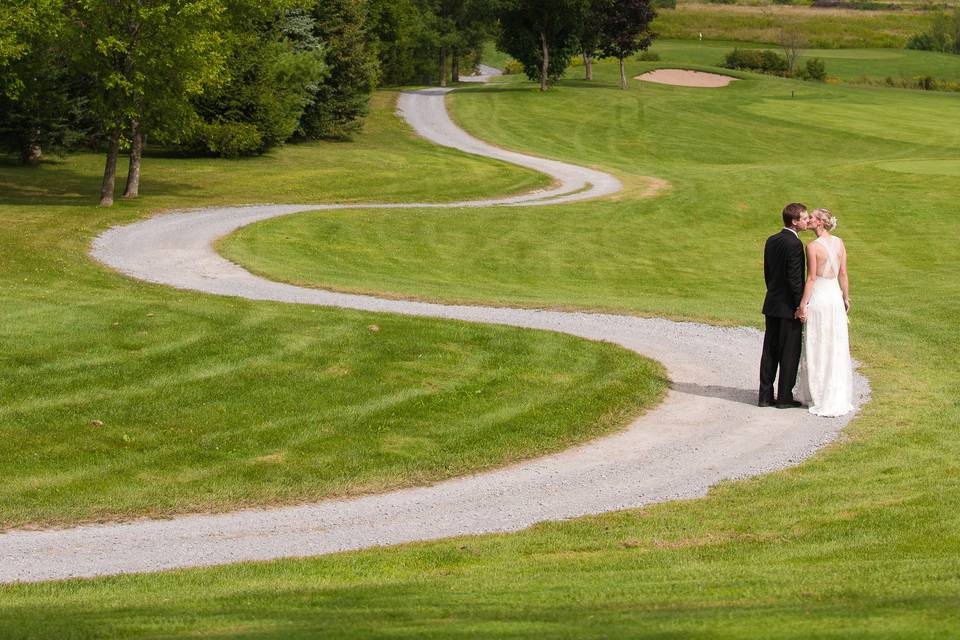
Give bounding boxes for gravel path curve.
[0,77,868,584]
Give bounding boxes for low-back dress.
[794,235,855,417]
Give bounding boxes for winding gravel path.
[0,77,868,584]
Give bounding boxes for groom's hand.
[794,307,806,322]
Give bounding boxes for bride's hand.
[844,298,851,312]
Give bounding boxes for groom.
[759,202,808,408]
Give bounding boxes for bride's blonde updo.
[812,207,838,231]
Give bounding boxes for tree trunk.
[540,31,549,91]
[20,134,42,166]
[99,125,121,207]
[619,57,627,90]
[583,52,593,81]
[123,119,144,198]
[439,46,447,87]
[451,55,459,83]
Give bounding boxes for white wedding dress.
[795,235,854,417]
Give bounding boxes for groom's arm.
[786,240,804,311]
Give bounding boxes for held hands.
[794,306,806,322]
[844,297,851,313]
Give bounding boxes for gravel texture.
[635,69,738,87]
[0,83,868,584]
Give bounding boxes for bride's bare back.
[808,234,847,279]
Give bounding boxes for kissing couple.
[759,202,854,417]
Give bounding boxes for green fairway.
[649,39,960,83]
[0,89,660,529]
[156,61,960,635]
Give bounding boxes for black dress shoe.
[758,400,775,407]
[776,400,803,409]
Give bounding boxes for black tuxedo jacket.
[762,229,805,318]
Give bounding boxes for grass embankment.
[650,38,960,83]
[143,62,960,636]
[654,3,934,47]
[0,90,662,530]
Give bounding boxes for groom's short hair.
[782,202,807,227]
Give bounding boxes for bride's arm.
[798,243,819,318]
[838,239,850,311]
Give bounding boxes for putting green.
[743,94,960,147]
[874,158,960,176]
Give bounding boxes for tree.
[579,0,604,80]
[188,2,328,157]
[299,0,376,140]
[368,0,436,85]
[65,0,229,205]
[497,0,585,91]
[0,0,89,165]
[779,28,804,75]
[434,0,495,84]
[596,0,655,89]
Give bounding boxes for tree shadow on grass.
[4,575,944,638]
[0,164,198,207]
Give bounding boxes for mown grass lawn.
[149,61,960,636]
[0,89,662,530]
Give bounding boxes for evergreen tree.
[300,0,378,140]
[368,0,436,85]
[188,1,328,157]
[0,0,88,165]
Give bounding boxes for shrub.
[916,74,936,90]
[193,121,264,159]
[907,32,936,51]
[652,0,676,8]
[502,59,525,75]
[724,48,764,70]
[805,57,827,81]
[724,48,789,75]
[723,48,824,81]
[906,8,960,53]
[636,50,661,61]
[759,49,789,74]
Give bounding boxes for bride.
[795,208,855,417]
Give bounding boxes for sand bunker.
[635,69,737,88]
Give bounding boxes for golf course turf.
[1,49,958,637]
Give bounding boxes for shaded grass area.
[0,89,657,529]
[165,62,960,635]
[650,38,960,82]
[480,40,515,71]
[653,3,935,48]
[0,91,548,208]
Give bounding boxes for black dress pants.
[759,314,803,403]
